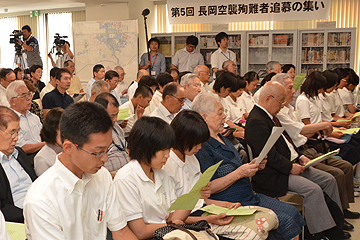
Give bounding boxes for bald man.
[127,69,149,99]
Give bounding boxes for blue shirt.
[195,134,254,204]
[0,149,32,209]
[25,35,43,67]
[139,52,166,77]
[42,87,74,110]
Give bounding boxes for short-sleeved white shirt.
[200,82,211,93]
[150,102,174,124]
[144,90,162,116]
[119,100,138,137]
[0,85,10,107]
[13,110,42,148]
[40,83,55,100]
[114,160,177,224]
[34,144,58,176]
[327,90,345,117]
[24,158,127,240]
[127,81,138,100]
[115,81,128,99]
[295,92,322,124]
[210,48,236,72]
[223,96,246,123]
[0,211,10,240]
[172,48,204,72]
[238,91,255,113]
[319,94,334,122]
[253,87,262,103]
[163,151,204,211]
[277,105,307,148]
[338,88,355,112]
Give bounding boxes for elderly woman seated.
[192,92,305,240]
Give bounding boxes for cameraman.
[17,25,43,68]
[47,40,74,68]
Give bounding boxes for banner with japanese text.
[167,0,330,24]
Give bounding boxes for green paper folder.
[117,108,135,121]
[305,149,340,168]
[293,73,307,91]
[5,222,26,240]
[199,205,257,216]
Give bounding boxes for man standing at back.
[210,32,236,75]
[171,35,204,72]
[86,64,105,100]
[18,25,43,68]
[24,102,137,239]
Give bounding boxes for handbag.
[153,220,219,240]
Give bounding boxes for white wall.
[85,3,129,21]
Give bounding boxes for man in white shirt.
[180,73,201,111]
[40,67,58,100]
[144,72,174,115]
[88,80,110,102]
[105,70,121,104]
[210,32,236,75]
[0,69,16,107]
[23,101,137,240]
[171,35,204,72]
[114,66,128,99]
[150,82,186,124]
[194,65,211,93]
[64,60,84,95]
[7,81,45,160]
[127,69,149,100]
[48,41,74,68]
[86,64,105,100]
[222,60,237,74]
[119,85,153,137]
[266,61,282,74]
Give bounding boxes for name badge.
[151,70,156,76]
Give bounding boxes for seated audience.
[6,80,45,161]
[266,61,282,74]
[192,92,305,240]
[105,70,121,104]
[222,60,236,74]
[14,67,24,80]
[127,69,150,99]
[114,116,233,240]
[169,68,179,82]
[86,64,105,99]
[144,72,173,115]
[194,65,211,93]
[0,106,37,223]
[88,80,110,102]
[29,64,45,100]
[0,68,16,107]
[95,93,130,176]
[238,71,259,113]
[137,75,158,93]
[223,75,247,124]
[42,68,74,118]
[246,81,347,239]
[24,102,137,239]
[119,85,153,137]
[282,64,296,81]
[23,79,44,123]
[253,72,277,103]
[150,82,186,124]
[64,60,84,95]
[338,69,359,114]
[114,66,128,98]
[34,108,63,176]
[180,73,201,111]
[40,67,59,100]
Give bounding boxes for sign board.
[167,0,330,24]
[30,10,40,17]
[317,21,336,29]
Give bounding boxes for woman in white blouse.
[238,71,259,113]
[114,116,233,240]
[34,107,63,176]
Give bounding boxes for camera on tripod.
[9,30,23,56]
[54,33,68,47]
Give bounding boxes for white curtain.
[0,17,20,68]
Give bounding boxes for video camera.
[9,30,23,56]
[54,33,68,48]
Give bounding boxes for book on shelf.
[328,32,351,46]
[273,35,289,46]
[249,35,269,46]
[302,33,324,46]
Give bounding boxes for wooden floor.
[345,196,360,239]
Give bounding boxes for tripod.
[14,53,26,70]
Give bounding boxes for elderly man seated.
[192,92,305,240]
[6,80,45,163]
[0,106,37,223]
[180,73,202,111]
[88,80,110,102]
[245,81,348,240]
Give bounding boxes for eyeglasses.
[171,95,186,104]
[0,129,21,139]
[270,95,286,106]
[73,142,114,158]
[14,92,34,100]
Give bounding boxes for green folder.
[168,160,223,211]
[305,149,340,168]
[333,127,360,135]
[5,222,26,240]
[293,73,307,91]
[199,205,257,216]
[117,108,135,121]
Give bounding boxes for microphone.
[142,8,150,16]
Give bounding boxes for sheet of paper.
[5,222,26,240]
[305,148,340,168]
[293,73,307,91]
[353,112,360,119]
[255,127,285,164]
[199,205,257,216]
[333,127,360,135]
[117,108,135,121]
[336,119,351,122]
[168,160,223,211]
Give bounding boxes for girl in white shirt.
[239,71,259,113]
[114,116,233,239]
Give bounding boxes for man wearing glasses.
[0,106,37,223]
[150,82,186,124]
[23,101,137,239]
[6,80,45,163]
[0,69,16,107]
